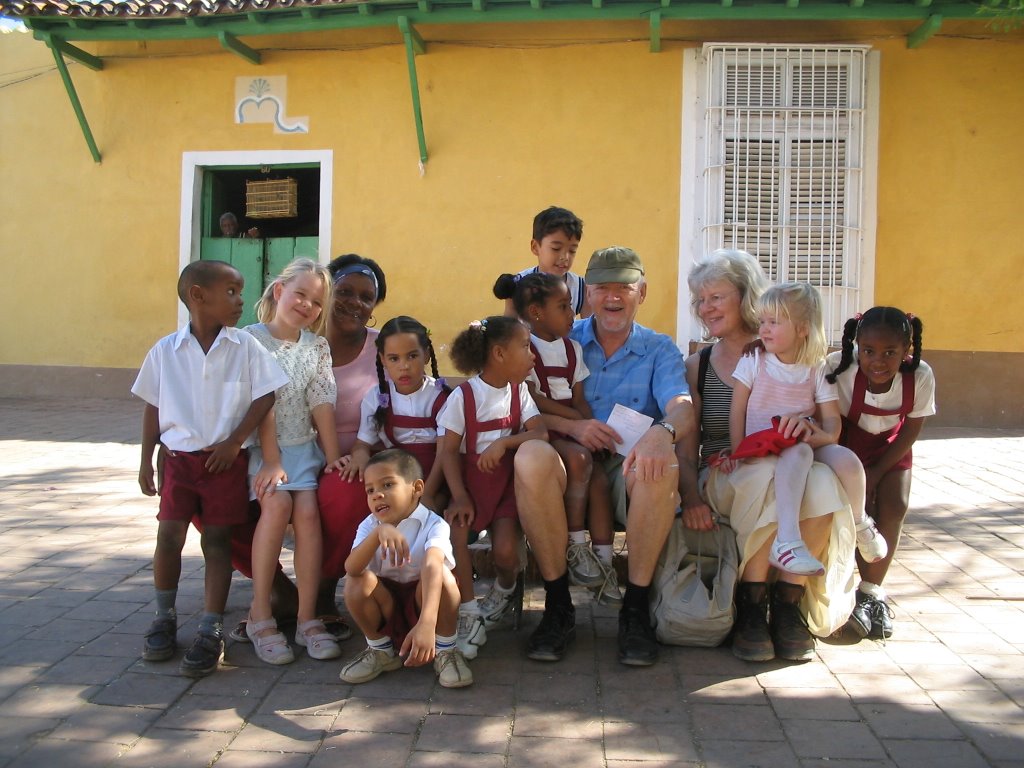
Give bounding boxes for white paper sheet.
[607,403,654,457]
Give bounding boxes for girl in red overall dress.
[339,316,450,512]
[495,271,619,605]
[437,316,548,660]
[827,307,935,640]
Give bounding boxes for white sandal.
[245,617,295,665]
[295,619,342,660]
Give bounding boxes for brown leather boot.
[732,582,774,662]
[770,581,815,662]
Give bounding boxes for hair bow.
[377,392,390,408]
[435,377,447,391]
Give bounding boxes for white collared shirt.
[526,334,589,401]
[131,325,289,452]
[356,376,446,448]
[353,503,455,583]
[436,376,540,454]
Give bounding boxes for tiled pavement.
[0,397,1022,768]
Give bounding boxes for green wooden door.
[199,237,319,328]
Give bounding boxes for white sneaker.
[456,611,487,660]
[434,648,473,688]
[339,646,402,684]
[478,583,517,629]
[855,518,888,563]
[769,538,825,576]
[591,560,623,605]
[567,541,606,588]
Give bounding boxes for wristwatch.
[655,420,677,443]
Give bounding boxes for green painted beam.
[649,9,661,52]
[399,14,428,164]
[418,0,433,10]
[915,0,933,6]
[47,42,101,163]
[907,13,942,47]
[530,0,543,7]
[37,34,104,71]
[721,0,734,7]
[849,0,865,7]
[218,31,261,64]
[398,15,425,55]
[22,2,989,43]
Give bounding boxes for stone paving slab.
[0,398,1022,767]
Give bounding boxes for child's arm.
[205,391,275,474]
[252,407,288,499]
[525,380,586,421]
[420,449,446,512]
[345,523,409,576]
[865,416,926,495]
[439,430,474,529]
[401,546,445,666]
[477,414,548,472]
[728,380,751,453]
[311,403,345,472]
[139,404,160,496]
[569,381,593,420]
[338,439,373,482]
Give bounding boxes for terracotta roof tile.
[0,0,357,17]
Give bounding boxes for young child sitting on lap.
[132,260,288,677]
[339,449,473,688]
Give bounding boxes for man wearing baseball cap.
[515,246,694,667]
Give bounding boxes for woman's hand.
[337,454,366,482]
[682,500,717,531]
[254,462,288,500]
[776,413,814,441]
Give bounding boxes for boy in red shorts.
[132,260,288,677]
[340,449,472,688]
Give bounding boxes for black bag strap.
[697,344,713,399]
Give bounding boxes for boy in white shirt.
[132,260,288,677]
[340,449,472,688]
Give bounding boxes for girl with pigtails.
[436,316,548,660]
[827,308,935,640]
[337,316,450,512]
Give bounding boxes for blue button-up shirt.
[570,318,688,423]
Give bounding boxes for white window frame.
[677,44,879,347]
[179,149,333,329]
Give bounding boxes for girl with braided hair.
[338,316,450,513]
[827,307,935,640]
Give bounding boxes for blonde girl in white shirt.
[245,258,345,665]
[727,282,885,577]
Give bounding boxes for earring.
[367,315,377,328]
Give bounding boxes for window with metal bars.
[697,44,874,342]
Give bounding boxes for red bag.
[709,416,799,467]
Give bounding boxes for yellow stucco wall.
[1,22,1022,374]
[873,36,1024,352]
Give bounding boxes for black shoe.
[617,607,659,667]
[526,603,576,662]
[179,629,225,678]
[142,616,177,661]
[847,591,895,640]
[847,590,874,639]
[770,583,815,662]
[732,582,774,662]
[869,596,895,639]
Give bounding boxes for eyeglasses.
[696,291,739,309]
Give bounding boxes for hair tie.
[377,392,390,408]
[854,312,863,321]
[906,312,915,321]
[513,274,523,283]
[435,377,446,391]
[469,319,488,330]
